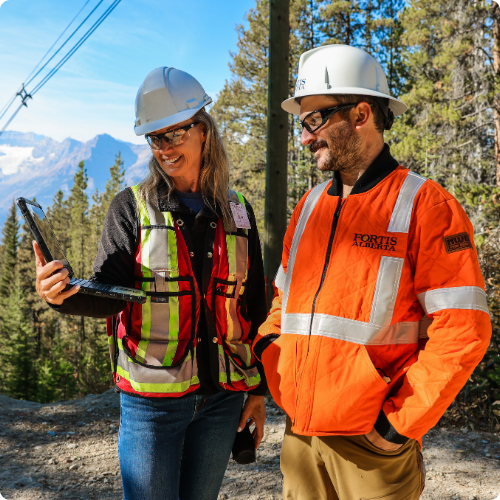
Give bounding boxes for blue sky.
[0,0,254,144]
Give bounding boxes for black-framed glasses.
[145,122,198,150]
[300,104,357,133]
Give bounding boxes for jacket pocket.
[360,345,392,387]
[306,340,391,435]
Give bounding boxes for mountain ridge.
[0,131,150,226]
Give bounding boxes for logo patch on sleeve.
[443,232,473,254]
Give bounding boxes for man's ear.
[353,102,372,130]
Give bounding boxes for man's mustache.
[309,139,328,154]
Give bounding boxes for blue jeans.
[118,391,244,500]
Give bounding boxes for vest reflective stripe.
[217,345,259,385]
[110,335,198,393]
[418,286,489,315]
[130,185,182,366]
[387,172,426,233]
[224,191,250,343]
[282,172,427,344]
[116,360,199,394]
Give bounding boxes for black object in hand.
[232,422,256,464]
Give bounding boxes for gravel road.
[1,390,499,500]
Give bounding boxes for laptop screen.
[26,204,70,267]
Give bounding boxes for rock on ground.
[0,390,499,499]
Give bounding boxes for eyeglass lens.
[302,111,324,132]
[147,128,190,150]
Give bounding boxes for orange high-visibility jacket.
[254,151,491,442]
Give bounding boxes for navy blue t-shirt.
[175,190,204,214]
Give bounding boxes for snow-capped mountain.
[0,131,150,226]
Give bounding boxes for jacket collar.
[327,143,400,197]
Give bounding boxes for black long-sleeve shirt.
[53,185,268,396]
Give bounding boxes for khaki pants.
[281,418,424,500]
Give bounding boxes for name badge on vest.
[230,202,251,229]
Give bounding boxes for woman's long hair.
[137,108,232,224]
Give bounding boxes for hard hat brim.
[282,89,407,117]
[134,98,212,136]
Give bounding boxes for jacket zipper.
[293,196,345,426]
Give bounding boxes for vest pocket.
[124,274,198,369]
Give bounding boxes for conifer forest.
[1,0,500,431]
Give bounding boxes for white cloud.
[0,1,9,9]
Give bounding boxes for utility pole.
[264,0,290,308]
[493,3,500,187]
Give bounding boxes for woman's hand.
[34,241,80,305]
[237,395,266,449]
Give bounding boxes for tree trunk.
[493,4,500,186]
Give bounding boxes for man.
[253,44,491,500]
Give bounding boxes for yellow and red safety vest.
[108,186,260,397]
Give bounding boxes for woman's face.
[150,119,206,183]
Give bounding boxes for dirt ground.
[1,390,500,500]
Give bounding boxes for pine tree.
[392,0,494,189]
[2,285,38,400]
[67,161,90,348]
[0,201,19,298]
[17,211,46,359]
[46,190,70,255]
[82,153,126,395]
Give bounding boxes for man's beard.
[309,120,364,173]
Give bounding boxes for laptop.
[16,197,146,304]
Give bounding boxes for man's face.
[299,95,363,174]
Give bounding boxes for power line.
[25,0,105,87]
[0,0,122,137]
[24,0,93,83]
[31,0,122,96]
[0,91,19,123]
[0,0,97,127]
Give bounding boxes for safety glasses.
[145,122,198,150]
[300,104,357,133]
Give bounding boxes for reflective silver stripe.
[417,286,489,315]
[275,264,286,292]
[387,171,426,233]
[282,313,421,345]
[282,180,330,317]
[280,172,429,346]
[369,256,404,326]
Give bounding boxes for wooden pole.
[264,0,290,309]
[493,4,500,187]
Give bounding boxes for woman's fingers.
[239,395,266,449]
[33,241,47,268]
[33,240,80,305]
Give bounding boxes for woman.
[34,67,267,500]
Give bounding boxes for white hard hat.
[134,67,212,136]
[282,44,407,122]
